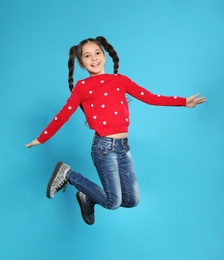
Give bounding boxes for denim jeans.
[67,135,140,209]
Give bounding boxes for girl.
[26,36,206,225]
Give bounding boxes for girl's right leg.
[46,158,122,225]
[65,136,124,225]
[46,136,128,225]
[46,162,97,225]
[66,144,122,209]
[67,138,123,210]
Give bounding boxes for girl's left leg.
[117,142,140,208]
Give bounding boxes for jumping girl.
[26,36,206,225]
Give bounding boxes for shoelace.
[55,180,68,193]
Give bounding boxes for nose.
[92,54,97,61]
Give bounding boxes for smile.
[91,63,100,67]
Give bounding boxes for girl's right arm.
[25,82,82,148]
[26,139,40,148]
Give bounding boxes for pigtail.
[68,45,77,92]
[95,36,119,74]
[68,37,119,91]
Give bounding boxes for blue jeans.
[67,135,140,209]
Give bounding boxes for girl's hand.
[26,139,40,148]
[186,93,206,108]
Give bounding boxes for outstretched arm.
[26,139,40,148]
[186,93,206,108]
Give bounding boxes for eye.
[84,54,90,59]
[96,51,102,55]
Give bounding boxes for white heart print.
[101,104,105,108]
[141,92,144,95]
[44,131,48,134]
[100,80,104,83]
[93,116,97,119]
[114,111,118,115]
[81,81,85,84]
[89,90,92,94]
[103,121,106,125]
[68,106,72,110]
[104,93,108,96]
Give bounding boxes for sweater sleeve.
[121,75,186,106]
[37,82,82,144]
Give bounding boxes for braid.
[68,45,77,92]
[68,37,119,91]
[95,36,119,74]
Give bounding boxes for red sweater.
[37,74,186,143]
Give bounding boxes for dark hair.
[68,36,119,92]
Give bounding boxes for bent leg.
[67,166,122,210]
[119,150,140,208]
[67,136,124,210]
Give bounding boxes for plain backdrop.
[1,0,224,259]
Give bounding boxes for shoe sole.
[76,192,94,225]
[46,162,63,199]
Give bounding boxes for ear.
[78,60,85,68]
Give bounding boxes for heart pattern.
[39,75,181,143]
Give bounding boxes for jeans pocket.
[99,141,114,155]
[123,140,130,151]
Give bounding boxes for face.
[80,42,106,76]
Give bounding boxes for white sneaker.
[46,162,71,198]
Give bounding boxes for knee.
[129,196,140,208]
[105,195,122,210]
[123,194,140,208]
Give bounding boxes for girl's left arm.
[186,93,206,108]
[122,75,206,107]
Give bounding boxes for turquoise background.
[1,0,223,259]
